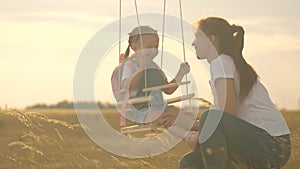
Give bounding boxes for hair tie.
[231,24,238,34]
[231,24,244,37]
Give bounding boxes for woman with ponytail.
[177,17,291,168]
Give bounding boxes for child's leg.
[131,108,149,125]
[144,108,164,124]
[144,106,192,125]
[146,106,199,147]
[167,107,197,138]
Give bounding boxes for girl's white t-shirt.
[210,54,290,136]
[122,60,139,83]
[122,59,166,83]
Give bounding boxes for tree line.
[26,100,115,109]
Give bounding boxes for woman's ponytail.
[231,25,244,58]
[230,24,258,101]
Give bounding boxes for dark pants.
[179,110,291,169]
[132,67,166,111]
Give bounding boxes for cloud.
[0,0,162,19]
[0,11,115,28]
[241,17,300,38]
[247,33,300,53]
[188,0,300,18]
[0,0,116,15]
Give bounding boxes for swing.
[116,0,195,134]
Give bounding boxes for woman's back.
[210,54,290,136]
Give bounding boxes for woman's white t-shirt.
[210,54,290,136]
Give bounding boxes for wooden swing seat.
[142,81,190,92]
[117,81,192,106]
[120,123,161,134]
[120,93,195,134]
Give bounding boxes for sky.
[1,0,300,110]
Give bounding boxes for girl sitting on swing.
[120,25,198,145]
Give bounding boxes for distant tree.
[27,103,49,109]
[55,100,73,109]
[26,100,115,109]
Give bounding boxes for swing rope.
[118,0,127,127]
[134,0,153,128]
[134,0,148,97]
[179,0,191,107]
[118,0,122,87]
[161,0,166,69]
[179,0,186,63]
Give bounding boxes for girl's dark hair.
[124,25,158,59]
[198,17,258,102]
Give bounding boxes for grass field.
[0,108,299,168]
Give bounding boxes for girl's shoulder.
[123,57,138,67]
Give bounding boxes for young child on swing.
[120,25,198,146]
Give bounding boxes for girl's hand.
[179,62,190,75]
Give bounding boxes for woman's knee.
[198,109,227,145]
[198,110,209,123]
[179,152,203,169]
[198,109,224,132]
[199,109,224,122]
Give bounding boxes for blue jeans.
[179,110,291,169]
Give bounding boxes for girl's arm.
[163,62,190,95]
[122,56,152,96]
[122,68,147,98]
[215,78,239,115]
[127,70,144,92]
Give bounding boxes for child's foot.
[184,131,199,150]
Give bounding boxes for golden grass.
[0,109,299,168]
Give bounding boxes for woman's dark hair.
[197,17,258,102]
[124,25,158,59]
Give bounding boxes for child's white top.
[122,59,166,83]
[210,54,290,136]
[122,59,139,83]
